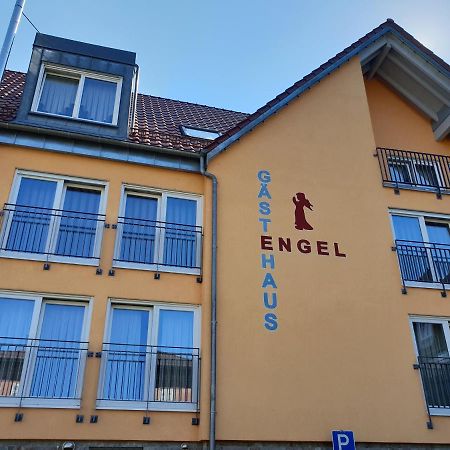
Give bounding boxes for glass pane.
[119,195,158,264]
[392,216,431,283]
[414,322,450,408]
[37,74,78,117]
[103,308,149,401]
[79,78,117,123]
[388,162,411,183]
[155,310,194,402]
[415,164,439,187]
[163,197,198,268]
[30,303,85,399]
[426,223,450,284]
[5,178,56,253]
[0,298,34,397]
[55,187,101,258]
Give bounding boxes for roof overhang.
[360,33,450,140]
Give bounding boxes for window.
[114,187,202,274]
[410,317,450,415]
[388,157,441,188]
[391,211,450,287]
[97,302,200,411]
[0,293,90,407]
[32,64,122,125]
[181,125,221,140]
[0,171,106,265]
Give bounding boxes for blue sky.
[1,0,449,113]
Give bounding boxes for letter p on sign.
[332,430,355,450]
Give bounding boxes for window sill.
[429,407,450,416]
[96,400,198,412]
[29,110,118,128]
[404,281,450,290]
[0,398,80,409]
[383,182,449,195]
[113,261,201,276]
[0,251,99,267]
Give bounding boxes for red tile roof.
[0,70,248,153]
[205,19,450,155]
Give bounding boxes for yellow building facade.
[0,18,449,450]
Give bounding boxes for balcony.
[376,147,450,196]
[97,343,200,411]
[0,337,88,407]
[0,204,105,266]
[415,356,450,416]
[113,216,203,275]
[394,240,450,293]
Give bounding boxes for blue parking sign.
[332,430,355,450]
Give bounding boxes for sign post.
[332,430,355,450]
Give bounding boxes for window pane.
[55,187,101,258]
[119,195,158,264]
[30,303,85,399]
[426,223,450,283]
[5,178,56,253]
[163,198,198,268]
[37,74,78,117]
[0,298,34,397]
[388,162,411,183]
[155,310,194,402]
[103,308,149,401]
[79,78,117,123]
[415,164,439,187]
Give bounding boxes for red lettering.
[278,237,292,252]
[317,241,329,255]
[261,235,273,250]
[297,239,311,254]
[334,242,346,257]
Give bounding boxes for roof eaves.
[205,19,450,161]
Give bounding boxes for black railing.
[114,217,203,270]
[376,147,450,195]
[395,240,450,291]
[0,337,88,401]
[98,343,200,407]
[0,203,105,262]
[416,356,450,410]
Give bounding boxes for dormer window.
[181,126,220,140]
[32,64,122,125]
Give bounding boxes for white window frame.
[0,290,92,409]
[31,63,122,126]
[113,184,203,275]
[389,209,450,290]
[96,299,201,411]
[409,316,450,416]
[387,156,443,191]
[0,170,108,266]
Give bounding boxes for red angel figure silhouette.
[292,192,313,230]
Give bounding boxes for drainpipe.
[200,155,217,450]
[0,0,26,81]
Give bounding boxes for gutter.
[0,121,201,159]
[200,155,218,450]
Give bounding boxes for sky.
[0,0,449,113]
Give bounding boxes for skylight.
[181,126,221,140]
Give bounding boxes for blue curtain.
[0,298,34,397]
[30,303,85,399]
[6,178,56,254]
[37,74,78,117]
[103,308,149,401]
[119,195,158,264]
[78,78,116,124]
[158,310,193,350]
[55,187,101,258]
[164,198,198,268]
[392,215,423,242]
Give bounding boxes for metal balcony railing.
[114,217,203,271]
[394,240,450,292]
[376,147,450,195]
[416,356,450,410]
[0,337,88,402]
[0,204,105,263]
[97,343,200,408]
